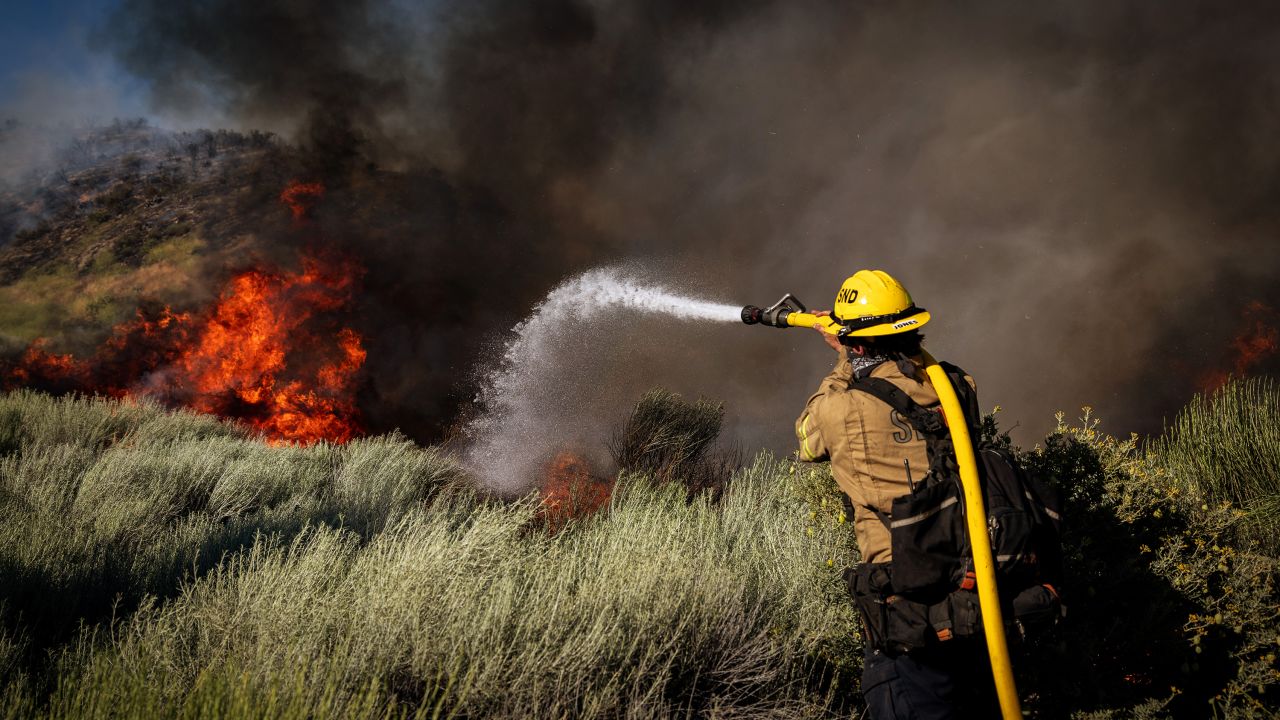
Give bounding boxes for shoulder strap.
[848,376,945,436]
[849,370,961,492]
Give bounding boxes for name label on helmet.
[837,288,859,304]
[892,319,919,329]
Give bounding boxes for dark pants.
[861,641,1000,720]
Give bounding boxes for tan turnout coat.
[796,352,972,564]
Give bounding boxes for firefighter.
[794,270,996,719]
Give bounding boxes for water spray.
[463,267,743,492]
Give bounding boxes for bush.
[1,387,1277,718]
[1,390,859,718]
[0,391,461,669]
[608,389,736,497]
[1147,377,1280,552]
[1020,408,1278,718]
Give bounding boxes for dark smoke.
[95,0,1280,464]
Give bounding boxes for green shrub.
[608,389,736,497]
[0,390,236,456]
[1,390,861,718]
[0,392,462,668]
[10,460,860,718]
[1147,377,1280,552]
[2,388,1276,719]
[1021,409,1278,718]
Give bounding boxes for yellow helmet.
[832,270,931,337]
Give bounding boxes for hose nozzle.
[741,293,842,334]
[741,293,806,328]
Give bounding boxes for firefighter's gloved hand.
[810,310,842,352]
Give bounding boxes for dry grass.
[1,385,1276,718]
[0,390,859,719]
[1146,376,1280,551]
[0,231,214,350]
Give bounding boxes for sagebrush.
[1,381,1277,719]
[0,390,858,719]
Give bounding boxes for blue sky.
[2,0,102,96]
[1,0,150,121]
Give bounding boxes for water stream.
[463,267,741,491]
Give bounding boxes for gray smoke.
[82,0,1280,481]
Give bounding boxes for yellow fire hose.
[922,350,1022,719]
[785,312,840,333]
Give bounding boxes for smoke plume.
[76,0,1280,483]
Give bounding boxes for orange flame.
[1198,300,1279,393]
[4,183,367,445]
[538,451,613,531]
[173,255,365,444]
[6,339,80,387]
[5,306,193,396]
[3,256,365,445]
[280,181,325,222]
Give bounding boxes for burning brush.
[1198,300,1280,394]
[3,181,368,445]
[538,451,613,532]
[3,253,367,445]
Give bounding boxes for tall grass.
[3,386,1276,718]
[0,390,859,718]
[1146,377,1280,550]
[19,468,857,719]
[0,390,461,662]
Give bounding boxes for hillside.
[0,383,1276,718]
[0,122,286,354]
[0,121,594,445]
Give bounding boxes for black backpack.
[846,362,1065,647]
